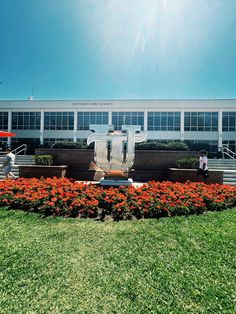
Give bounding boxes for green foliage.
[49,140,190,151]
[35,154,54,165]
[135,141,189,151]
[176,157,199,169]
[186,142,211,152]
[165,141,190,151]
[52,141,87,149]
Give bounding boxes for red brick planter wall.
[19,165,68,179]
[35,149,198,181]
[168,168,224,184]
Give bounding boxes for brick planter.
[168,168,224,184]
[19,165,68,179]
[35,149,198,181]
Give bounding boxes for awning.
[0,131,16,137]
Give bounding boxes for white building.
[0,99,236,154]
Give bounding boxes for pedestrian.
[1,142,6,152]
[196,149,209,180]
[1,147,16,179]
[0,142,6,152]
[217,147,223,159]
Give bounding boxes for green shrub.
[185,142,211,152]
[135,141,189,151]
[176,157,198,169]
[52,141,87,149]
[35,155,54,165]
[166,142,190,151]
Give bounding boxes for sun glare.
[92,0,161,65]
[82,0,221,69]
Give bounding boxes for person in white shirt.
[1,147,16,179]
[196,150,209,179]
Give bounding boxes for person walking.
[1,147,16,179]
[196,149,209,180]
[0,142,6,152]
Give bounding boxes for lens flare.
[81,0,231,71]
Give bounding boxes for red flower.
[0,177,234,220]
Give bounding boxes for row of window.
[222,112,236,131]
[0,111,236,131]
[0,112,8,129]
[112,112,144,130]
[44,112,74,130]
[12,112,41,130]
[148,112,180,131]
[78,112,108,130]
[184,112,218,131]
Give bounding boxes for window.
[44,112,74,130]
[184,112,218,131]
[112,112,144,130]
[222,112,236,131]
[148,112,180,131]
[77,112,109,130]
[0,112,8,130]
[12,112,40,130]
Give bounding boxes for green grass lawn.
[0,208,236,314]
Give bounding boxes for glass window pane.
[97,115,102,124]
[168,114,173,131]
[191,113,197,129]
[212,113,218,130]
[205,113,211,131]
[160,113,167,130]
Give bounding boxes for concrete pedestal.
[100,178,133,186]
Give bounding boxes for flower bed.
[0,178,235,221]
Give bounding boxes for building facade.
[0,99,236,153]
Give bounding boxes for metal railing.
[222,145,236,159]
[12,144,28,155]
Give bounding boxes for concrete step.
[208,160,236,163]
[208,161,236,164]
[223,170,236,185]
[208,160,236,168]
[208,162,236,167]
[0,155,34,159]
[208,159,236,163]
[0,155,35,179]
[0,156,35,163]
[223,177,236,183]
[224,180,236,183]
[209,166,236,169]
[208,163,236,165]
[15,162,35,165]
[16,158,35,161]
[223,175,236,178]
[223,170,236,173]
[208,159,236,161]
[0,169,19,179]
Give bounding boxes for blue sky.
[0,0,236,100]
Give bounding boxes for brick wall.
[168,168,224,184]
[19,165,68,179]
[35,149,198,181]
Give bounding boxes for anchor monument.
[87,125,146,186]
